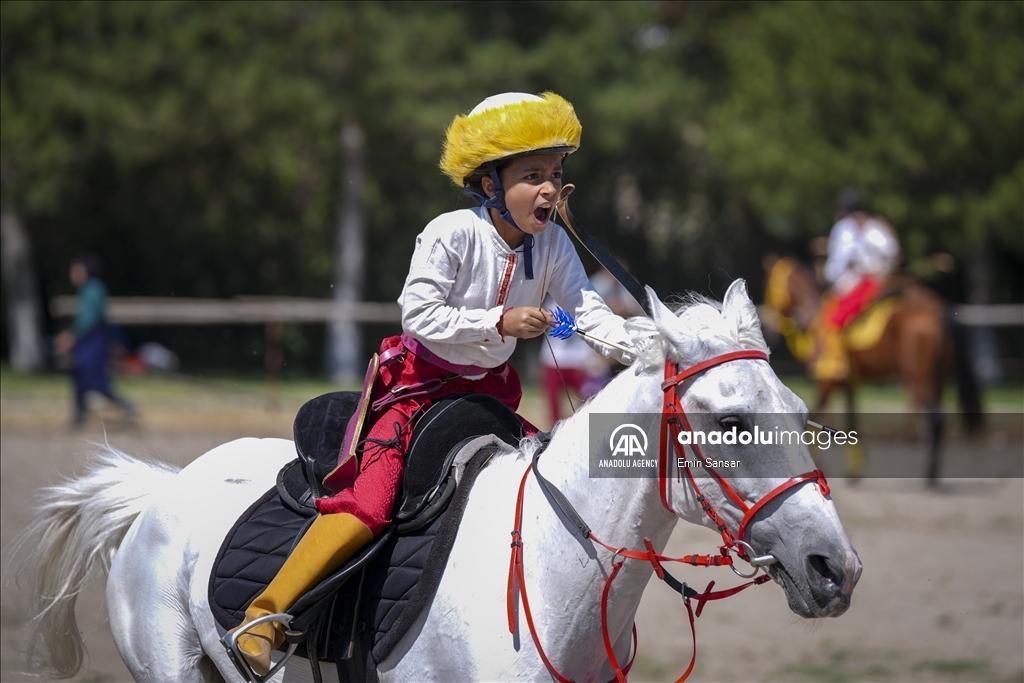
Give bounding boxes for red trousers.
[543,366,587,423]
[315,335,532,536]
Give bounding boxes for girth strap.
[530,448,591,539]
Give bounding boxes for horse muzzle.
[770,540,862,618]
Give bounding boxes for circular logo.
[609,423,648,457]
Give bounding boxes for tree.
[328,123,366,383]
[1,2,352,370]
[4,1,750,372]
[8,2,1015,375]
[707,1,1024,264]
[0,207,44,371]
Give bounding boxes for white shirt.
[538,270,642,371]
[823,214,901,295]
[399,207,632,369]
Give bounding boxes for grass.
[912,659,993,678]
[1,365,1019,436]
[0,365,552,433]
[4,365,1020,407]
[632,641,1024,682]
[0,365,353,402]
[777,648,1023,683]
[0,366,349,434]
[782,375,1024,413]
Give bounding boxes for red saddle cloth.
[827,276,883,329]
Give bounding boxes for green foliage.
[1,1,718,301]
[2,1,342,298]
[1,1,1021,370]
[709,1,1024,260]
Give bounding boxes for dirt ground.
[1,396,1021,683]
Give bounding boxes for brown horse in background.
[762,255,981,484]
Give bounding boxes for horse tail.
[945,311,983,434]
[8,446,180,678]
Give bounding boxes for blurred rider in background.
[813,189,901,381]
[823,189,901,327]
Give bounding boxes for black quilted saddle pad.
[209,460,314,629]
[209,392,527,636]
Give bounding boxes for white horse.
[14,281,861,682]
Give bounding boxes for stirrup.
[221,612,300,683]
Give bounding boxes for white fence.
[946,304,1024,327]
[50,296,401,324]
[49,296,1024,327]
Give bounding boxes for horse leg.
[900,317,947,486]
[815,379,837,412]
[843,382,865,479]
[842,380,857,420]
[813,380,864,477]
[924,401,945,487]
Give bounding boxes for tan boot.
[232,513,372,675]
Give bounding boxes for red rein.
[506,349,831,683]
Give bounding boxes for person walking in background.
[55,253,135,427]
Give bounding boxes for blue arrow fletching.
[547,305,636,355]
[548,306,578,340]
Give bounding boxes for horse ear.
[723,280,768,350]
[645,285,672,323]
[723,279,752,311]
[633,285,676,362]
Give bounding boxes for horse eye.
[719,416,747,432]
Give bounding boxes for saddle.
[210,391,529,682]
[842,295,899,351]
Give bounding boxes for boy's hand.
[501,306,554,339]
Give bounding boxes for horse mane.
[625,280,769,368]
[512,281,769,459]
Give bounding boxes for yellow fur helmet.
[440,92,582,188]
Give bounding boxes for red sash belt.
[400,333,495,377]
[369,335,510,414]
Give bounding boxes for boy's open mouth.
[534,206,552,224]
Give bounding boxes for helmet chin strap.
[463,167,534,280]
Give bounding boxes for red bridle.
[660,349,830,558]
[507,349,831,683]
